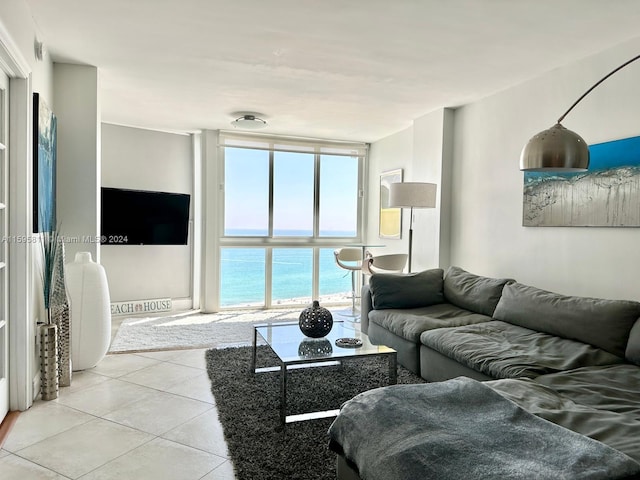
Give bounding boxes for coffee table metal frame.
[250,320,397,427]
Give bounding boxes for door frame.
[0,20,35,411]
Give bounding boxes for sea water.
[220,230,357,307]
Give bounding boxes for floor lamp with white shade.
[389,182,437,272]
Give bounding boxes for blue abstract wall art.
[33,92,57,233]
[523,135,640,227]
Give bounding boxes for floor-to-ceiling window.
[219,133,367,309]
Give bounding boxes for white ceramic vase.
[65,252,112,371]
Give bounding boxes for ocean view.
[220,230,358,307]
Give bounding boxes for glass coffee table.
[250,320,397,427]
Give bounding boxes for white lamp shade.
[389,182,437,208]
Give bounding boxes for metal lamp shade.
[518,54,640,171]
[389,182,437,208]
[520,123,590,172]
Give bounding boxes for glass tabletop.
[344,243,386,248]
[255,321,395,364]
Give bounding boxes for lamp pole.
[557,54,640,125]
[521,54,640,172]
[407,206,414,272]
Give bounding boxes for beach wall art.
[523,135,640,227]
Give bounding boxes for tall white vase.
[65,252,112,371]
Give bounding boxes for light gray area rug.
[109,308,355,353]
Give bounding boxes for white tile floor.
[0,348,236,480]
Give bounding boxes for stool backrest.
[334,248,363,271]
[364,253,408,274]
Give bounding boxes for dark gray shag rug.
[205,345,424,480]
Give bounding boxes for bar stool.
[333,247,365,317]
[362,253,408,275]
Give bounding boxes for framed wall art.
[33,92,57,233]
[523,135,640,227]
[379,168,402,238]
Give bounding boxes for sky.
[224,147,359,234]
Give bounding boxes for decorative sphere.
[298,300,333,338]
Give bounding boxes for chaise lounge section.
[329,266,640,479]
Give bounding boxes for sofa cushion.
[420,320,624,379]
[489,377,640,463]
[368,268,444,310]
[368,303,492,342]
[493,282,640,358]
[534,364,640,418]
[443,266,513,316]
[367,322,423,375]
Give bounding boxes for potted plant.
[39,227,72,396]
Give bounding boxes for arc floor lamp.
[389,182,437,272]
[520,53,640,172]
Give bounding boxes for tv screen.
[101,187,191,245]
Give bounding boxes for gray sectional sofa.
[329,266,640,479]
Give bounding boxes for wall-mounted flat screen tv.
[101,187,191,245]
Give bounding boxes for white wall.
[365,126,412,259]
[412,109,454,271]
[367,38,640,302]
[451,37,640,300]
[0,0,52,98]
[101,123,193,304]
[366,108,452,272]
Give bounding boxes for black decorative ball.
[298,339,333,358]
[299,300,333,338]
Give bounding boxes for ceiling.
[24,0,640,143]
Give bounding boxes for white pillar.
[53,63,100,262]
[200,130,221,312]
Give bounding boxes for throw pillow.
[369,268,444,310]
[493,282,640,358]
[443,266,514,316]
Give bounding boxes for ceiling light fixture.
[520,54,640,172]
[230,114,268,129]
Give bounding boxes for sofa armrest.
[626,317,640,365]
[360,284,373,334]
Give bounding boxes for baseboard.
[171,298,193,312]
[0,411,20,449]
